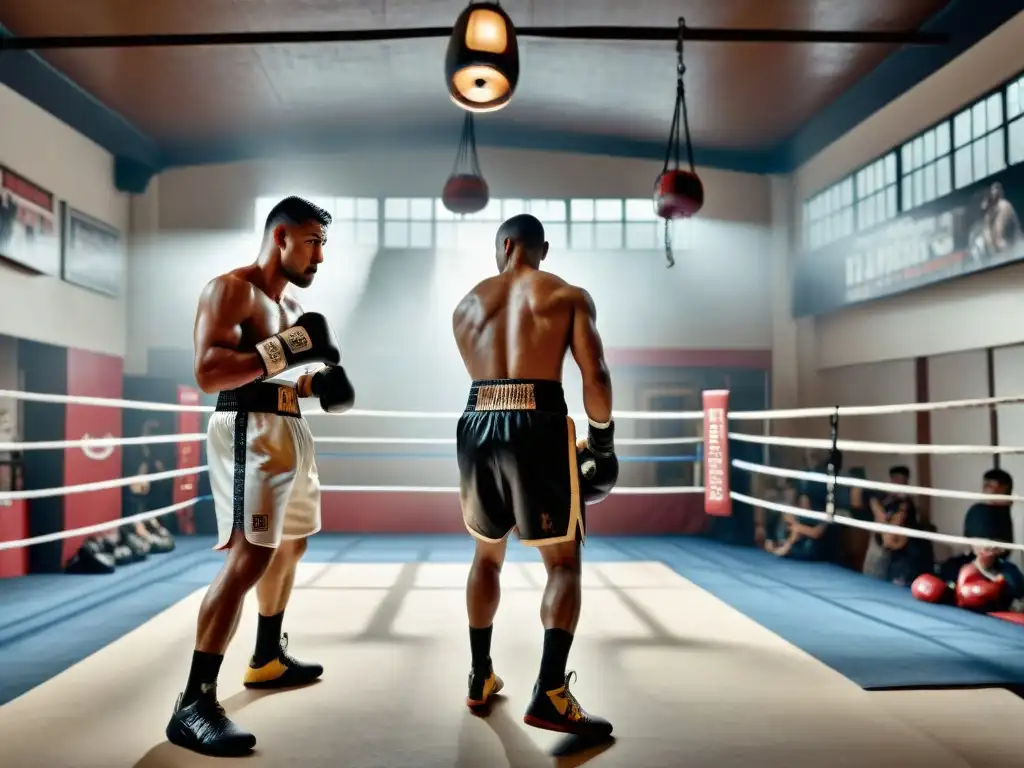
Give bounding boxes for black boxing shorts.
[456,379,584,546]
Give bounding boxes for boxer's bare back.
[193,266,306,393]
[453,269,610,416]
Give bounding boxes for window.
[254,196,378,247]
[855,153,897,230]
[569,198,625,250]
[1008,73,1024,166]
[804,177,854,251]
[900,122,952,211]
[434,199,568,252]
[382,197,433,248]
[624,198,660,250]
[953,92,1006,189]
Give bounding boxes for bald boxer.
[451,213,617,739]
[166,196,355,757]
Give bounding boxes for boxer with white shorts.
[166,197,355,758]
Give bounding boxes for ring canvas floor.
[1,544,1022,767]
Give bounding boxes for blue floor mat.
[610,537,1024,690]
[3,534,1024,705]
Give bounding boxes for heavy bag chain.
[661,19,697,268]
[452,112,484,178]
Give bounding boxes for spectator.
[938,468,1016,582]
[766,493,829,561]
[865,465,924,585]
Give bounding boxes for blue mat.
[3,534,1024,705]
[609,537,1024,690]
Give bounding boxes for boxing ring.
[1,389,1024,767]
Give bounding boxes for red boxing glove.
[956,564,1007,611]
[911,573,953,604]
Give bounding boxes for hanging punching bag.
[655,169,704,219]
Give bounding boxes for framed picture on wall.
[0,165,61,276]
[60,202,124,298]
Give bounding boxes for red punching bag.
[655,169,704,219]
[442,112,490,215]
[442,174,489,215]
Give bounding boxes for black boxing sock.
[252,611,285,667]
[538,628,574,690]
[469,625,493,673]
[182,650,224,705]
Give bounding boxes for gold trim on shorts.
[474,383,537,411]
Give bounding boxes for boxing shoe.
[165,687,256,757]
[243,633,323,689]
[523,671,613,738]
[466,663,504,708]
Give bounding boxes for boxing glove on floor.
[299,366,355,414]
[256,312,341,379]
[956,563,1008,611]
[577,420,619,504]
[911,573,954,604]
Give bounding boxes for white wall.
[126,149,775,376]
[795,11,1024,369]
[0,84,130,357]
[928,350,992,538]
[994,344,1024,552]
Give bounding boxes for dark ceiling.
[1,0,1019,191]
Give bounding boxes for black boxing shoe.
[243,633,323,690]
[523,671,613,738]
[466,662,504,708]
[165,686,256,757]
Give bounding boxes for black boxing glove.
[255,312,341,379]
[576,419,619,504]
[298,366,355,414]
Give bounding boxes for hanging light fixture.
[445,2,519,113]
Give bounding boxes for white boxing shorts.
[207,382,320,549]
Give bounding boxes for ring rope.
[732,491,1024,553]
[0,434,704,452]
[318,484,704,494]
[729,432,1024,455]
[0,465,207,502]
[733,459,1024,503]
[0,496,205,551]
[0,433,207,452]
[2,388,1022,422]
[729,393,1024,421]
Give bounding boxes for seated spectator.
[937,468,1016,582]
[864,465,927,586]
[766,493,829,561]
[915,545,1024,613]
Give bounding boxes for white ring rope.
[319,484,705,494]
[2,387,1022,422]
[731,491,1024,554]
[0,433,207,452]
[1,434,704,452]
[0,465,207,502]
[729,432,1024,455]
[0,497,201,552]
[732,459,1024,504]
[729,393,1024,421]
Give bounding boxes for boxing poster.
[0,165,60,277]
[702,390,731,517]
[60,203,124,298]
[173,385,201,534]
[793,161,1024,317]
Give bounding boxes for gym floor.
[1,535,1023,767]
